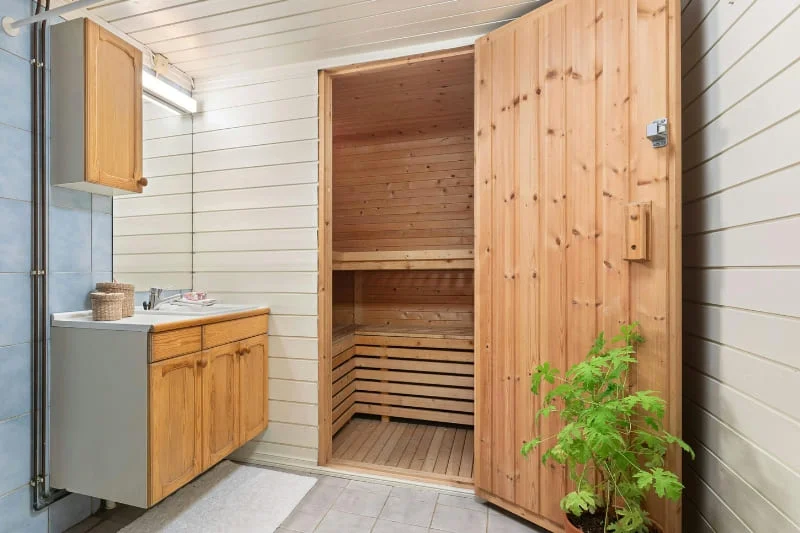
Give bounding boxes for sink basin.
[138,304,253,317]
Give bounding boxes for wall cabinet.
[51,18,145,195]
[51,309,270,508]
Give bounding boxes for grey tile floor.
[65,468,550,533]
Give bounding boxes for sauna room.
[2,0,796,532]
[322,50,477,485]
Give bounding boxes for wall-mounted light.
[142,70,197,115]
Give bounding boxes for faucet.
[146,288,182,310]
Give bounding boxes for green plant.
[521,323,693,533]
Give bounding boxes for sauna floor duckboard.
[331,416,474,486]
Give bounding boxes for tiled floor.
[65,467,549,533]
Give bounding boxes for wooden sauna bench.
[331,323,475,436]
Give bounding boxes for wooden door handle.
[235,349,242,357]
[138,177,148,188]
[242,347,251,355]
[197,359,208,368]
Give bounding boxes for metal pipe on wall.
[30,0,67,511]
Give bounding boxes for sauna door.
[473,0,682,531]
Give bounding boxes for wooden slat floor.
[331,416,474,486]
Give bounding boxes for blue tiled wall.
[0,1,109,531]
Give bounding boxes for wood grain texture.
[332,417,474,485]
[148,352,202,506]
[239,335,270,443]
[318,69,334,466]
[84,19,143,193]
[201,343,240,470]
[473,0,681,529]
[329,327,475,429]
[150,327,202,363]
[331,52,474,253]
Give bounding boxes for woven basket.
[90,291,125,321]
[96,282,135,317]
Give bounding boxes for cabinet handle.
[242,347,251,355]
[235,349,242,357]
[138,177,148,188]
[197,359,208,368]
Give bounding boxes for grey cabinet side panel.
[50,327,149,508]
[51,18,85,186]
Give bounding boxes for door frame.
[316,46,475,467]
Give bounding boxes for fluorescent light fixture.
[142,70,197,114]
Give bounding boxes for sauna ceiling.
[53,0,547,78]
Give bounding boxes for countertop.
[52,304,270,332]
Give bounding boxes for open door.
[473,0,682,531]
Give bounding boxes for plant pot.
[564,513,664,533]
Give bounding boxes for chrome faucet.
[146,288,182,310]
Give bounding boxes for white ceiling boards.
[77,0,547,78]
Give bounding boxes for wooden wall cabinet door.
[148,352,202,505]
[238,335,269,443]
[85,21,144,193]
[201,345,240,471]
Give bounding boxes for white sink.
[138,304,252,316]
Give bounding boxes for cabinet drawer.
[150,327,202,363]
[203,315,268,349]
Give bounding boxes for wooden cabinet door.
[84,20,143,193]
[149,352,202,505]
[473,0,681,531]
[238,335,269,443]
[201,344,240,471]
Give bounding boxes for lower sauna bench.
[330,324,475,484]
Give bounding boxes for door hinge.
[646,118,668,148]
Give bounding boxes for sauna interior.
[327,51,476,485]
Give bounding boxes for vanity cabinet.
[149,352,203,504]
[51,308,270,508]
[51,18,145,195]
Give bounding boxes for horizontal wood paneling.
[114,105,193,292]
[85,0,544,77]
[681,2,800,530]
[356,270,474,329]
[191,76,320,464]
[332,53,474,253]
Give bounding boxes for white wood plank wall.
[681,1,800,532]
[192,71,321,463]
[113,102,193,292]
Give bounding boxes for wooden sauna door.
[473,0,682,531]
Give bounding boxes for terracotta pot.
[564,515,582,533]
[563,514,664,533]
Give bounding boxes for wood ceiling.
[70,0,547,79]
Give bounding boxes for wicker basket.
[90,291,125,321]
[96,282,135,317]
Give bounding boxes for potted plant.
[521,323,693,533]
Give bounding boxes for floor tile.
[347,479,393,495]
[280,502,328,532]
[333,487,388,517]
[300,483,346,509]
[379,495,436,527]
[314,510,375,533]
[430,504,488,533]
[488,507,548,532]
[389,485,439,504]
[316,475,350,489]
[373,518,428,533]
[437,492,489,512]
